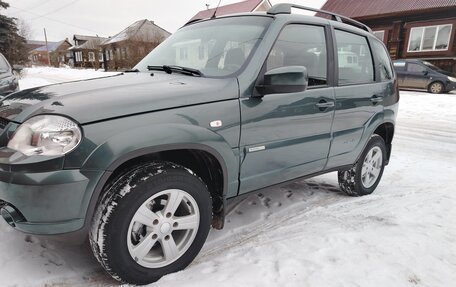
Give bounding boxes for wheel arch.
[84,144,230,232]
[372,121,395,164]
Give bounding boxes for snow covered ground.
[17,66,119,90]
[1,68,455,287]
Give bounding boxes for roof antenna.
[211,0,222,19]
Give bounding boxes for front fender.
[81,123,239,196]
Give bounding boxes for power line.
[21,0,57,12]
[9,5,102,36]
[33,0,81,20]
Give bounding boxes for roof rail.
[267,3,372,33]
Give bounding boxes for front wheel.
[428,81,444,94]
[89,162,212,285]
[338,135,387,196]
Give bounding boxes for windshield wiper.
[147,65,203,76]
[124,68,140,73]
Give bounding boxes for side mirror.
[12,65,23,72]
[422,70,428,76]
[255,66,308,96]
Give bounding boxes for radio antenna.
[211,0,222,19]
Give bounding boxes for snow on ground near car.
[1,68,455,287]
[17,66,119,90]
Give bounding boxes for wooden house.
[69,35,107,69]
[101,20,171,71]
[189,0,272,22]
[30,39,72,67]
[320,0,456,72]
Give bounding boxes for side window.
[0,55,10,72]
[371,40,393,81]
[407,63,426,73]
[266,25,327,87]
[335,30,374,85]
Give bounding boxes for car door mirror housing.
[255,66,308,96]
[422,70,428,76]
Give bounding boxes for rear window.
[371,40,393,81]
[393,61,406,71]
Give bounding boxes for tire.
[338,135,386,196]
[89,161,212,285]
[428,81,444,94]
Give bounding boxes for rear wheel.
[338,135,386,196]
[90,161,212,285]
[428,81,444,94]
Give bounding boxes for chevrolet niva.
[0,4,398,285]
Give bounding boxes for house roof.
[73,34,101,42]
[102,19,171,46]
[189,0,268,22]
[32,40,70,52]
[320,0,456,19]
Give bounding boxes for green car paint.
[0,13,398,236]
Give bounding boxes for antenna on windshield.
[211,0,222,19]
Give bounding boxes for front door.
[239,24,335,193]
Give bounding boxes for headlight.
[448,76,456,82]
[7,115,82,156]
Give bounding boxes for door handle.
[371,95,383,104]
[315,100,335,109]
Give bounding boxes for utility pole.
[44,28,51,66]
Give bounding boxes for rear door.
[326,29,384,169]
[239,24,335,193]
[393,61,406,86]
[404,62,429,89]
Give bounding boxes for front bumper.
[0,151,104,235]
[445,81,456,92]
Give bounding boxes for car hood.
[0,72,239,124]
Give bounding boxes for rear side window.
[335,30,374,85]
[393,61,406,71]
[266,25,327,87]
[371,40,393,81]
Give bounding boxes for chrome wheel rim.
[127,189,200,268]
[361,146,383,188]
[430,83,442,93]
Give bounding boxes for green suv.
[0,4,398,285]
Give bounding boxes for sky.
[3,0,326,43]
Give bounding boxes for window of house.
[75,51,82,62]
[180,47,188,60]
[198,45,205,60]
[99,52,103,61]
[373,30,385,42]
[109,50,113,60]
[407,24,452,52]
[116,48,121,60]
[371,40,393,81]
[88,52,95,62]
[265,24,327,87]
[335,30,374,85]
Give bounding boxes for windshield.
[422,61,450,75]
[135,16,272,77]
[0,55,10,73]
